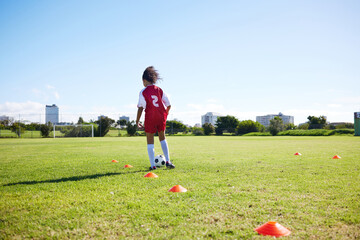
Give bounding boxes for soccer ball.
[154,155,166,167]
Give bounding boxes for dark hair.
[142,66,161,84]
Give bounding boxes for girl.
[136,66,175,170]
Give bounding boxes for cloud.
[31,88,48,101]
[46,84,55,89]
[187,104,202,110]
[54,91,60,100]
[207,98,219,103]
[187,103,224,112]
[124,104,137,109]
[327,104,342,108]
[336,96,360,104]
[0,101,44,115]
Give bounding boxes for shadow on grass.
[2,169,149,187]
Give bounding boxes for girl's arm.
[136,107,144,128]
[166,105,171,115]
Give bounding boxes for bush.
[278,129,333,136]
[333,129,355,135]
[166,120,188,134]
[192,128,204,136]
[298,123,309,130]
[243,132,272,136]
[10,123,25,137]
[215,115,239,135]
[95,117,115,137]
[126,121,137,136]
[202,123,214,135]
[60,125,93,137]
[285,123,296,130]
[334,123,354,129]
[268,117,284,136]
[307,116,327,129]
[40,124,51,137]
[236,120,264,135]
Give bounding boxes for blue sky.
[0,0,359,125]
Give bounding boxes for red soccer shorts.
[145,117,167,134]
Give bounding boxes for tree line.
[0,115,354,137]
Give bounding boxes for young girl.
[136,66,175,170]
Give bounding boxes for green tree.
[298,123,309,130]
[268,116,284,136]
[192,127,204,136]
[117,119,128,127]
[10,122,25,137]
[215,115,240,135]
[126,121,137,136]
[95,117,115,137]
[236,120,264,135]
[307,116,327,129]
[40,123,52,137]
[285,123,296,130]
[202,123,215,135]
[0,119,12,128]
[166,120,188,134]
[60,125,93,137]
[25,123,41,131]
[77,117,84,124]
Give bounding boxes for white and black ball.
[154,155,166,167]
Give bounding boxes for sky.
[0,0,359,125]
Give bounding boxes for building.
[119,115,130,123]
[201,112,223,126]
[0,115,11,121]
[45,104,59,124]
[98,115,108,120]
[256,112,294,127]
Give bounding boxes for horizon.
[1,104,357,126]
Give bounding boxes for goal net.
[53,124,94,138]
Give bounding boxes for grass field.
[1,136,359,239]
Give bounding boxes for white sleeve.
[137,90,146,109]
[162,92,171,107]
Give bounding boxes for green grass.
[1,136,359,239]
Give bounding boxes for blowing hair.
[142,66,161,84]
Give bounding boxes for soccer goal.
[53,124,94,138]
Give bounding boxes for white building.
[201,112,223,126]
[0,115,11,121]
[256,112,294,127]
[45,104,59,124]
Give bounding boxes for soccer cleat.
[149,166,157,171]
[166,162,175,169]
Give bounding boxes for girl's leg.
[158,131,174,168]
[146,132,155,168]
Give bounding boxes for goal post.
[53,124,94,138]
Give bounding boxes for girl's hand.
[137,122,144,130]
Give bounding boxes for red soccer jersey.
[137,85,170,133]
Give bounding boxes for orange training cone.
[255,221,291,237]
[294,152,302,156]
[332,155,341,159]
[112,160,118,163]
[144,172,158,178]
[168,185,187,192]
[124,164,133,168]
